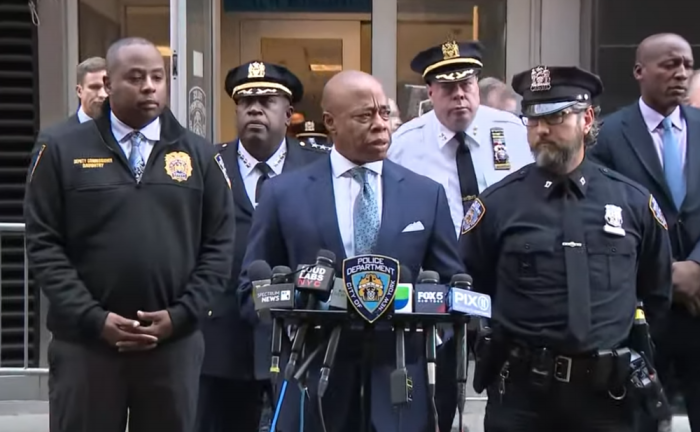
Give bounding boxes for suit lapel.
[621,104,673,203]
[682,106,700,212]
[282,137,305,172]
[307,157,346,261]
[231,140,255,216]
[374,161,404,256]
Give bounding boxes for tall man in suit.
[196,61,330,432]
[238,70,464,432]
[588,33,700,430]
[38,57,107,140]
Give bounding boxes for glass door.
[170,0,214,141]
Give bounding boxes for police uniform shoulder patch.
[648,195,667,230]
[214,153,232,189]
[29,144,47,182]
[461,198,486,235]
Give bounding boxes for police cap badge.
[343,255,399,324]
[512,65,603,117]
[225,61,304,104]
[410,40,484,84]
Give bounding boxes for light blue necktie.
[128,131,146,182]
[661,117,685,209]
[351,167,380,256]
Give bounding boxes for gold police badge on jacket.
[164,151,193,182]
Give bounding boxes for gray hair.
[479,77,520,112]
[572,102,601,147]
[76,57,106,85]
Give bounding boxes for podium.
[269,308,469,432]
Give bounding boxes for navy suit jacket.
[589,103,700,264]
[238,155,464,432]
[200,138,328,380]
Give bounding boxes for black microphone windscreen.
[249,260,272,281]
[399,266,413,284]
[272,266,292,278]
[317,249,337,265]
[450,273,473,285]
[417,270,440,284]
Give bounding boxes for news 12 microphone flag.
[342,254,399,323]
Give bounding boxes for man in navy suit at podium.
[238,70,464,432]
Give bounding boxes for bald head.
[322,70,384,113]
[636,33,691,64]
[633,33,694,116]
[321,70,390,164]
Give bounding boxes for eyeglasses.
[520,108,584,127]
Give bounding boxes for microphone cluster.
[246,252,493,429]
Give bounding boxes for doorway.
[239,19,362,126]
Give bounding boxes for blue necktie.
[351,167,380,256]
[661,117,685,209]
[128,132,146,182]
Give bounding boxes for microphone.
[390,267,413,407]
[449,274,472,432]
[250,260,273,317]
[416,270,440,399]
[253,265,295,323]
[393,267,413,314]
[318,325,342,398]
[320,278,347,311]
[414,270,448,313]
[286,250,337,381]
[270,266,293,387]
[295,249,337,302]
[447,274,492,318]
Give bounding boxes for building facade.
[0,0,698,399]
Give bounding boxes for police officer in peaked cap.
[197,60,329,432]
[388,40,532,432]
[459,65,673,431]
[293,119,332,150]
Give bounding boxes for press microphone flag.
[447,274,492,318]
[414,270,448,313]
[342,254,399,323]
[394,265,413,314]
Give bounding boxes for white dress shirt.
[330,148,383,258]
[389,106,532,236]
[76,106,92,124]
[638,98,687,169]
[110,112,160,164]
[237,139,287,207]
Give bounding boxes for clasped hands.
[672,260,700,316]
[101,310,173,352]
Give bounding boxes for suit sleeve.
[586,124,616,171]
[167,150,236,337]
[423,184,465,282]
[24,138,109,339]
[237,180,289,325]
[637,195,673,326]
[459,197,499,297]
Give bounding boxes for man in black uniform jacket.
[24,37,235,432]
[588,33,700,431]
[197,61,329,432]
[459,66,673,432]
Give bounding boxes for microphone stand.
[455,321,468,432]
[425,324,439,430]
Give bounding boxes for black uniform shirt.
[459,158,672,352]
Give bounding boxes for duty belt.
[507,345,598,386]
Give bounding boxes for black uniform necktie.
[255,162,273,203]
[561,183,591,345]
[455,131,480,214]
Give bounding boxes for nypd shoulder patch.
[214,153,232,189]
[648,195,667,230]
[29,144,47,183]
[461,198,486,235]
